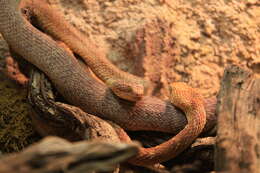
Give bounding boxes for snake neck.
[0,0,22,30]
[128,106,206,166]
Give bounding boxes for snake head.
[107,79,146,102]
[168,82,204,110]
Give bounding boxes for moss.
[0,75,40,153]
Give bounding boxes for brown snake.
[28,67,206,167]
[22,0,150,102]
[0,0,216,165]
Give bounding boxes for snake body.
[129,82,206,165]
[29,68,206,166]
[0,0,214,165]
[22,0,150,102]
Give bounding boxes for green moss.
[0,75,40,153]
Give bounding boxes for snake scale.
[0,0,216,166]
[22,0,150,102]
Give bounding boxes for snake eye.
[121,85,133,92]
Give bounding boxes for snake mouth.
[127,94,143,102]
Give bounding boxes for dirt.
[0,0,259,159]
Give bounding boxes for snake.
[21,0,150,102]
[29,67,206,167]
[129,82,206,165]
[0,0,214,165]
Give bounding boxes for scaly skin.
[129,82,206,165]
[29,68,206,166]
[0,0,214,165]
[21,0,150,102]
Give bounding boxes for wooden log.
[0,136,139,173]
[215,65,260,172]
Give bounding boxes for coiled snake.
[0,0,213,166]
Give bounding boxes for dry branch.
[0,136,139,173]
[215,65,260,172]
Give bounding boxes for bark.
[0,136,139,173]
[215,65,260,172]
